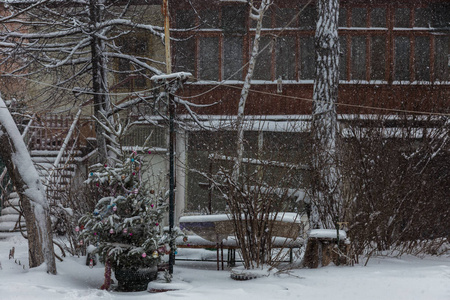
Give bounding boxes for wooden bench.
[176,235,304,270]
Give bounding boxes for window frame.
[339,3,449,83]
[173,2,450,84]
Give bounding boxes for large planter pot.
[114,265,158,292]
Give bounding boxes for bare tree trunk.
[311,0,341,229]
[0,99,57,274]
[90,0,112,164]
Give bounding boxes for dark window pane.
[176,10,196,28]
[432,3,450,28]
[117,36,149,88]
[200,9,219,28]
[222,5,246,33]
[276,36,296,80]
[199,37,219,80]
[414,7,432,28]
[251,9,272,28]
[351,36,366,80]
[134,74,147,88]
[275,7,297,28]
[339,7,347,27]
[298,5,316,30]
[415,36,430,81]
[371,36,386,80]
[394,36,410,81]
[300,36,315,80]
[371,8,386,27]
[352,8,367,27]
[395,8,410,27]
[224,36,243,80]
[117,59,129,82]
[253,36,273,80]
[175,38,195,75]
[339,35,347,80]
[434,36,449,81]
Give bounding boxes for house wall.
[171,0,450,216]
[171,0,450,116]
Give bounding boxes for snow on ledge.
[309,229,347,239]
[180,212,303,224]
[151,72,192,82]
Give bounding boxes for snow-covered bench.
[177,213,306,270]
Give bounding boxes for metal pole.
[163,0,175,275]
[168,90,175,274]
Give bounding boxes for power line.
[0,72,163,97]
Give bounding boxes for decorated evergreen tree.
[79,148,175,291]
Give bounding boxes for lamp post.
[151,72,191,275]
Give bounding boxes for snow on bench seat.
[309,229,347,240]
[179,213,305,243]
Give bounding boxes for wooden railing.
[27,114,78,151]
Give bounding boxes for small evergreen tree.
[79,149,173,272]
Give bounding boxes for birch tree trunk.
[232,0,271,181]
[311,0,341,229]
[0,99,57,274]
[227,0,272,270]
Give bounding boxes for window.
[251,9,272,28]
[371,36,386,80]
[174,4,246,81]
[433,3,450,28]
[222,5,246,33]
[186,129,309,213]
[371,8,386,28]
[276,36,296,80]
[414,36,430,81]
[176,9,196,28]
[395,8,410,28]
[434,36,449,81]
[174,2,445,84]
[300,36,315,80]
[298,5,316,30]
[394,37,410,81]
[351,36,366,80]
[223,36,243,80]
[253,36,273,80]
[352,8,367,27]
[339,36,347,80]
[338,7,347,27]
[337,4,444,83]
[415,7,432,28]
[116,34,150,90]
[199,37,219,81]
[200,9,219,28]
[275,7,297,28]
[174,38,195,76]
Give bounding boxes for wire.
[0,71,165,97]
[191,81,450,117]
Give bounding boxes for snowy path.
[0,234,449,300]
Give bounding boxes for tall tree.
[311,0,341,229]
[0,0,165,163]
[0,98,57,274]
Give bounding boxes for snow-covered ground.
[0,233,449,300]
